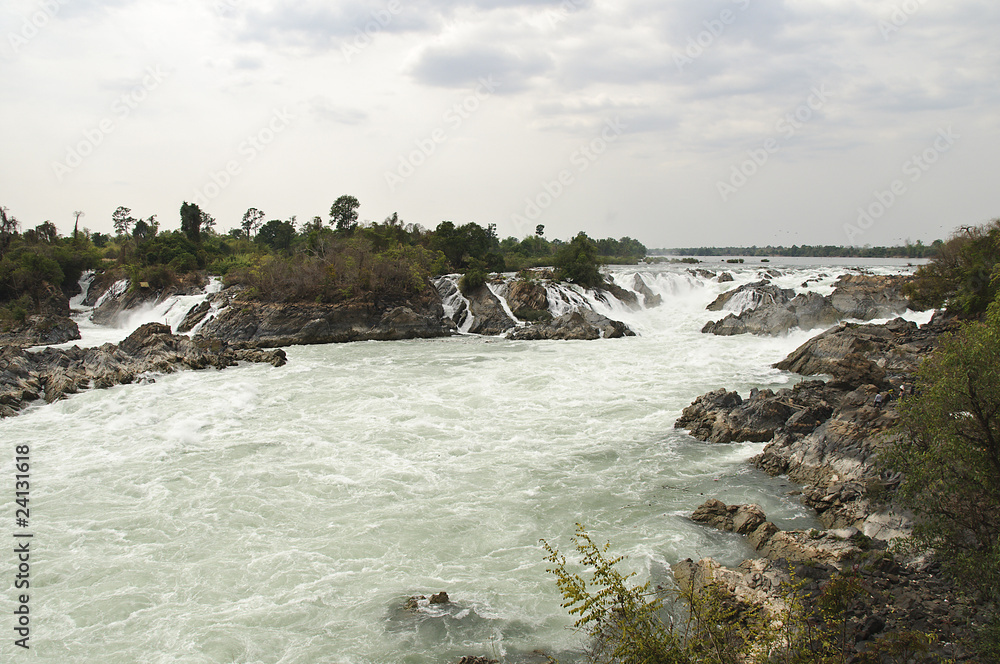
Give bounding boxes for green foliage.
[555,233,603,289]
[330,195,360,233]
[514,307,552,323]
[882,308,1000,650]
[256,219,296,252]
[459,266,487,295]
[543,525,689,664]
[179,201,204,244]
[543,527,940,664]
[903,219,1000,317]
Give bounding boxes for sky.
[1,0,998,248]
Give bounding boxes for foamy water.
[3,259,927,662]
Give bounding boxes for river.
[2,259,929,663]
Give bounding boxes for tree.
[555,232,603,289]
[73,210,84,242]
[0,207,18,258]
[883,306,1000,649]
[256,219,296,251]
[132,215,159,243]
[241,207,265,239]
[179,201,204,244]
[112,206,136,237]
[330,195,360,233]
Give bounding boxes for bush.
[459,267,487,295]
[555,233,603,289]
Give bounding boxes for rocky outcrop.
[0,323,285,418]
[596,278,641,310]
[501,280,548,312]
[677,316,952,532]
[679,500,978,662]
[0,284,81,347]
[463,284,517,335]
[631,274,662,308]
[197,289,454,347]
[0,314,80,347]
[507,310,635,341]
[706,280,792,313]
[702,273,915,336]
[774,316,952,384]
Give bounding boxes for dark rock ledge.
[0,322,286,418]
[673,314,981,661]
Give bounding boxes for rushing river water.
[2,260,930,663]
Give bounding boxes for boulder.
[631,274,662,308]
[508,310,635,341]
[706,280,793,313]
[501,280,549,314]
[464,284,517,336]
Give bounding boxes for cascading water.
[5,259,932,663]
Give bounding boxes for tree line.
[0,198,647,321]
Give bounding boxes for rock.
[500,280,549,313]
[702,274,917,337]
[429,591,450,605]
[717,272,734,283]
[0,324,285,419]
[463,284,518,336]
[828,273,911,320]
[673,388,743,442]
[631,274,662,308]
[0,314,81,347]
[456,657,497,664]
[706,280,793,313]
[507,310,635,341]
[690,499,766,536]
[198,288,453,347]
[177,300,212,333]
[756,530,862,566]
[596,278,641,310]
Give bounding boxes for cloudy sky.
[1,0,998,248]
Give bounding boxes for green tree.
[883,305,1000,653]
[242,207,265,239]
[256,219,296,251]
[112,206,136,237]
[555,232,603,289]
[330,195,360,233]
[179,201,204,244]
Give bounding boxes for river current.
[2,259,930,663]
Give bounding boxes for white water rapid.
[2,259,930,663]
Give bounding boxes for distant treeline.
[651,241,941,259]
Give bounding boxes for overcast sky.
[1,0,998,248]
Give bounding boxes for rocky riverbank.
[702,273,913,336]
[673,313,986,660]
[0,322,285,418]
